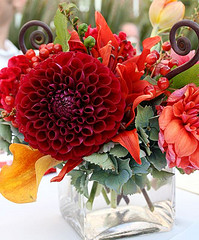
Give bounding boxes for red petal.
[99,41,112,66]
[112,129,141,164]
[95,11,119,55]
[142,36,161,50]
[51,159,83,182]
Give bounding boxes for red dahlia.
[16,52,125,161]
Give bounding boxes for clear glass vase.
[58,172,175,240]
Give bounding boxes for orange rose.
[158,84,199,174]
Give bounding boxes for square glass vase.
[58,173,175,240]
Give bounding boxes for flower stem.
[150,25,159,37]
[141,188,154,212]
[111,190,117,209]
[102,188,110,205]
[86,181,98,210]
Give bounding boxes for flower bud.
[72,16,79,25]
[78,23,88,37]
[84,36,96,48]
[149,0,185,30]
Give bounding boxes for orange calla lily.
[0,143,60,203]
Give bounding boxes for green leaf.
[59,2,78,13]
[138,128,151,156]
[151,168,174,180]
[135,105,154,129]
[149,128,159,141]
[68,170,84,186]
[132,157,150,174]
[149,116,159,141]
[54,9,70,51]
[134,174,149,189]
[148,149,167,171]
[13,136,21,143]
[105,158,132,193]
[83,153,115,171]
[99,142,115,153]
[123,178,138,195]
[143,75,157,85]
[10,125,24,142]
[0,124,12,142]
[170,64,199,89]
[90,158,132,193]
[109,144,128,158]
[80,174,89,198]
[0,137,10,153]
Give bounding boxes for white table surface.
[1,173,199,240]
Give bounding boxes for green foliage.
[148,149,167,171]
[170,64,199,89]
[135,105,154,129]
[54,9,70,51]
[83,153,115,171]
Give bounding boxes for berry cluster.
[25,43,63,69]
[145,41,179,92]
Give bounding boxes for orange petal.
[175,128,198,157]
[99,41,112,66]
[164,119,183,144]
[112,129,141,164]
[51,159,83,182]
[190,146,199,168]
[95,11,119,56]
[159,106,174,130]
[0,144,60,203]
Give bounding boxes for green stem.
[150,25,159,37]
[111,190,117,209]
[102,188,110,205]
[141,188,154,212]
[86,181,98,210]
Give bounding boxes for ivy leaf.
[123,178,138,195]
[109,144,128,158]
[148,149,167,171]
[132,157,150,174]
[54,9,70,51]
[135,105,154,129]
[0,124,12,143]
[83,153,115,171]
[170,64,199,89]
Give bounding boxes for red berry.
[151,50,160,60]
[4,96,15,106]
[160,65,171,76]
[146,53,157,65]
[168,59,179,68]
[33,62,39,68]
[31,56,40,63]
[39,48,50,59]
[46,43,54,53]
[162,41,171,51]
[54,44,62,53]
[25,49,36,59]
[144,85,156,96]
[39,44,47,50]
[157,77,170,90]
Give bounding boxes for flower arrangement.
[0,0,198,216]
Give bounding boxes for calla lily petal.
[0,144,60,203]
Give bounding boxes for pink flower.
[158,84,199,173]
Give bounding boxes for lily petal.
[112,129,141,164]
[0,144,59,203]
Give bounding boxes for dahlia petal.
[112,129,141,164]
[190,146,199,169]
[164,119,183,144]
[0,144,59,203]
[177,156,190,169]
[159,106,174,130]
[175,127,198,157]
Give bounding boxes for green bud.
[78,23,88,37]
[72,16,79,25]
[84,36,96,49]
[97,57,103,63]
